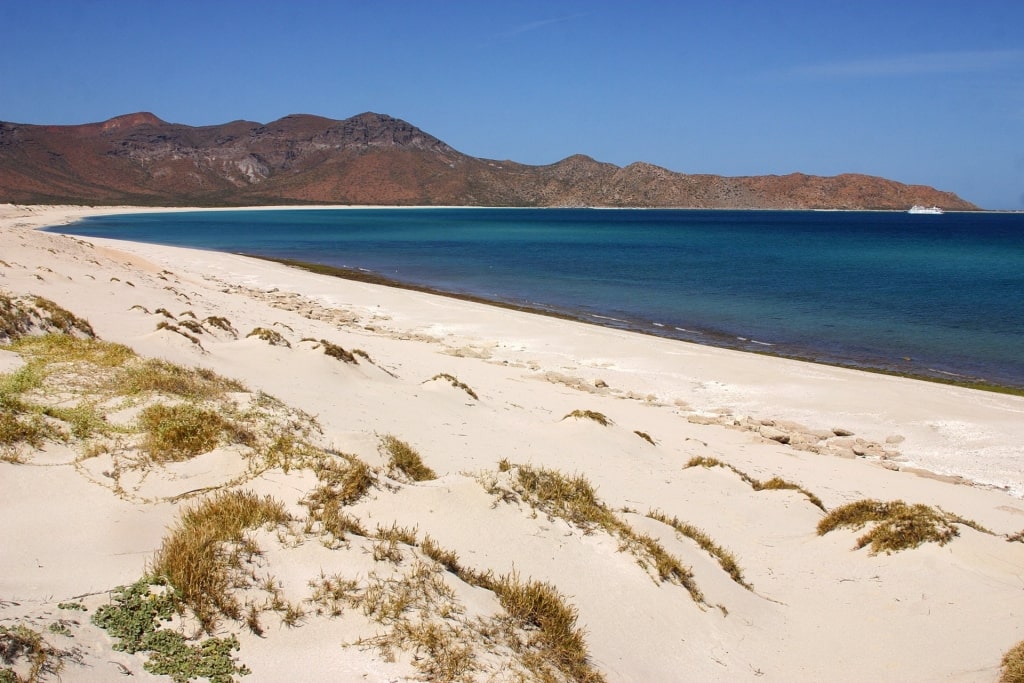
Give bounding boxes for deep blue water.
[51,208,1024,388]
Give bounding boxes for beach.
[2,203,1023,681]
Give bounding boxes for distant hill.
[0,112,977,210]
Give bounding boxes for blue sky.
[3,1,1022,208]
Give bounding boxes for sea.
[50,208,1024,390]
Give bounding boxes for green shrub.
[118,359,244,400]
[92,577,250,682]
[138,403,226,462]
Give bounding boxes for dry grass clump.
[303,522,605,682]
[816,499,979,554]
[203,316,238,337]
[118,359,244,400]
[647,509,751,590]
[150,490,291,631]
[302,453,375,544]
[0,624,67,682]
[307,572,360,618]
[489,573,602,682]
[326,536,605,683]
[246,327,290,347]
[512,464,618,532]
[137,403,228,462]
[1007,529,1024,544]
[563,409,612,426]
[428,373,479,400]
[381,434,437,482]
[685,456,826,511]
[30,296,95,337]
[1001,641,1024,683]
[155,320,203,348]
[319,339,357,363]
[493,463,703,603]
[633,430,656,445]
[0,293,33,341]
[314,454,376,505]
[1,294,95,342]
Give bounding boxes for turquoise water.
[53,208,1024,388]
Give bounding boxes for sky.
[2,1,1023,209]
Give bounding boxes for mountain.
[0,112,977,210]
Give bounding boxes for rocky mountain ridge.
[0,112,977,210]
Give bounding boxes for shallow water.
[54,208,1024,388]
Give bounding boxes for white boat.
[908,205,944,214]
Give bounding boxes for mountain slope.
[0,112,977,209]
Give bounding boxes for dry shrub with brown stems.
[150,490,291,631]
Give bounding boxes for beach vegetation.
[319,339,357,363]
[634,430,656,445]
[646,509,751,589]
[155,321,203,348]
[1,294,94,342]
[2,319,326,494]
[302,455,374,544]
[493,462,703,603]
[176,318,205,335]
[203,316,238,337]
[0,293,34,341]
[117,359,244,399]
[428,373,479,400]
[0,404,60,458]
[685,456,826,511]
[92,576,250,683]
[150,490,291,631]
[10,333,133,367]
[1007,529,1024,544]
[381,434,437,481]
[326,539,605,683]
[0,623,67,683]
[563,409,612,426]
[313,453,376,504]
[815,499,982,554]
[245,327,290,347]
[1001,640,1024,683]
[137,403,227,462]
[419,535,463,574]
[31,297,95,337]
[45,401,109,440]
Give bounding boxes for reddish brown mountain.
[0,112,977,209]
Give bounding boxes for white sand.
[2,203,1023,682]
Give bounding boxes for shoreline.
[248,252,1024,397]
[42,202,1021,395]
[4,203,1024,680]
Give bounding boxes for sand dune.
[2,204,1023,682]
